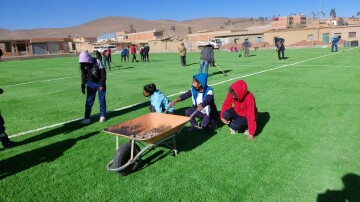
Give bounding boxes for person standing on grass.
[130,44,138,63]
[242,38,251,57]
[79,51,107,124]
[220,80,257,139]
[107,47,112,62]
[178,43,187,66]
[0,88,15,149]
[198,44,214,75]
[331,36,341,52]
[139,46,145,62]
[143,44,150,62]
[102,48,111,71]
[169,73,218,132]
[274,37,285,60]
[143,83,174,113]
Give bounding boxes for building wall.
[263,25,360,46]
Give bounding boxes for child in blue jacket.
[143,83,174,113]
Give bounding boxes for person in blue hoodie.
[169,73,218,131]
[331,36,341,52]
[143,83,174,113]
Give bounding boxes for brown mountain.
[0,17,270,40]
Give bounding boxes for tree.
[187,26,192,34]
[220,25,224,29]
[129,24,136,33]
[330,8,336,18]
[357,11,360,16]
[337,18,346,26]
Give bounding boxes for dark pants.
[103,56,111,70]
[331,44,338,52]
[132,54,137,62]
[0,113,12,147]
[121,55,127,62]
[85,81,106,119]
[108,54,112,62]
[223,108,248,132]
[277,50,284,60]
[185,107,211,128]
[180,56,186,66]
[143,53,149,62]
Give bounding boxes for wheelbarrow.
[103,111,197,176]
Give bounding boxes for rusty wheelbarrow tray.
[103,111,196,175]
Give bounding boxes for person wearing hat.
[242,38,251,57]
[178,43,187,66]
[78,51,107,124]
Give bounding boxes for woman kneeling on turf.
[220,80,257,139]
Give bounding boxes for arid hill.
[0,17,270,40]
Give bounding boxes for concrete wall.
[264,25,360,46]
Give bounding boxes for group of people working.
[78,50,258,139]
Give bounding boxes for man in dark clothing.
[198,44,214,75]
[143,45,150,62]
[169,73,218,131]
[274,37,285,60]
[0,88,15,149]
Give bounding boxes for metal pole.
[317,0,322,41]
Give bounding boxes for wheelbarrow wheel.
[113,142,141,176]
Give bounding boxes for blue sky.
[0,0,359,30]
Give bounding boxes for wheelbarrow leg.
[172,136,177,156]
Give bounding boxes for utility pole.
[317,0,322,41]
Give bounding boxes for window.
[307,34,314,41]
[257,37,263,43]
[349,32,356,38]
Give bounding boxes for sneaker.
[243,130,249,135]
[3,141,15,149]
[230,128,236,135]
[81,119,91,125]
[99,116,106,122]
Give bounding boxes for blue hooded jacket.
[180,73,218,119]
[150,89,174,113]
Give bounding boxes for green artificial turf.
[0,47,359,201]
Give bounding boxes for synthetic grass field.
[1,47,359,201]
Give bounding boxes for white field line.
[2,76,78,88]
[8,47,358,138]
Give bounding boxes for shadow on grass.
[0,132,97,180]
[134,107,217,172]
[16,120,90,146]
[255,112,270,137]
[208,69,232,77]
[317,173,360,202]
[15,101,149,146]
[185,62,199,66]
